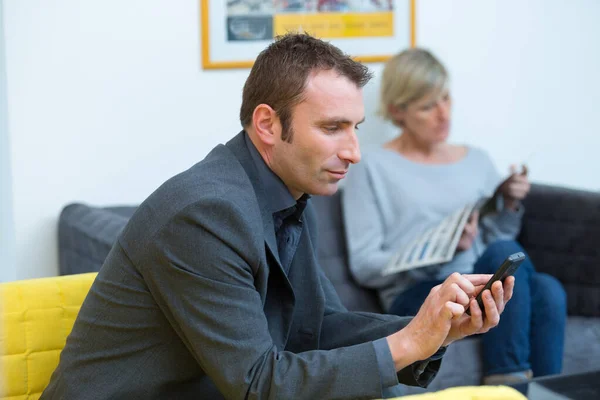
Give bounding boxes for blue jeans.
[389,240,566,377]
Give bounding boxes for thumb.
[521,164,529,176]
[509,164,517,175]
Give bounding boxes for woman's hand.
[456,211,479,251]
[499,165,530,210]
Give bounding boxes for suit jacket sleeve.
[316,267,444,389]
[137,198,394,400]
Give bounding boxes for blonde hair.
[379,48,448,125]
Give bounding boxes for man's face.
[270,69,364,199]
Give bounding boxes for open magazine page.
[382,204,475,276]
[382,196,495,276]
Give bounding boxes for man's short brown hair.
[240,33,372,142]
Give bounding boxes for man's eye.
[324,126,338,133]
[354,125,360,131]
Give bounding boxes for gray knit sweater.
[341,146,523,310]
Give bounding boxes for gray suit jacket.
[42,132,441,400]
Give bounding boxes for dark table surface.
[510,369,600,400]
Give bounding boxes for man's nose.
[339,131,361,164]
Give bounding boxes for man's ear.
[252,104,280,146]
[388,104,405,126]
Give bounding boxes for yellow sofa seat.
[391,385,526,399]
[0,273,97,400]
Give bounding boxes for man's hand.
[456,211,479,251]
[387,273,479,369]
[386,273,515,371]
[442,275,514,346]
[498,164,530,210]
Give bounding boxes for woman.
[342,48,566,385]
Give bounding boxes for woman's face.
[394,91,452,145]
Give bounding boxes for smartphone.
[466,252,526,317]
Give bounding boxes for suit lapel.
[226,132,297,348]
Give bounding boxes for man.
[42,34,514,399]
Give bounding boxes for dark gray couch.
[59,183,600,394]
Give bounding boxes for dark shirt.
[244,132,310,272]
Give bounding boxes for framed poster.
[201,0,416,69]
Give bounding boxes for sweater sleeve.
[342,161,396,288]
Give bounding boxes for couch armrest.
[518,184,600,317]
[58,204,136,275]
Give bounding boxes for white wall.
[4,0,249,280]
[359,0,600,185]
[3,0,600,280]
[0,0,16,282]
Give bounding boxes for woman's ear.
[252,104,281,146]
[388,104,405,126]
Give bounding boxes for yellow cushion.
[0,273,97,400]
[390,385,527,400]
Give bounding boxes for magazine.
[382,196,497,276]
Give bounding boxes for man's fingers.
[461,274,494,287]
[444,301,465,320]
[466,298,484,332]
[491,281,505,314]
[482,290,500,328]
[503,276,515,303]
[450,283,471,307]
[445,272,477,298]
[473,283,486,294]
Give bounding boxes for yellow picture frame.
[201,0,416,70]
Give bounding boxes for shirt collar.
[244,131,310,216]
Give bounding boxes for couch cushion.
[0,273,97,399]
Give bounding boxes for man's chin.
[308,182,340,197]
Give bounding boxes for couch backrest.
[518,184,600,317]
[0,273,97,399]
[311,193,383,313]
[58,204,136,275]
[57,183,600,317]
